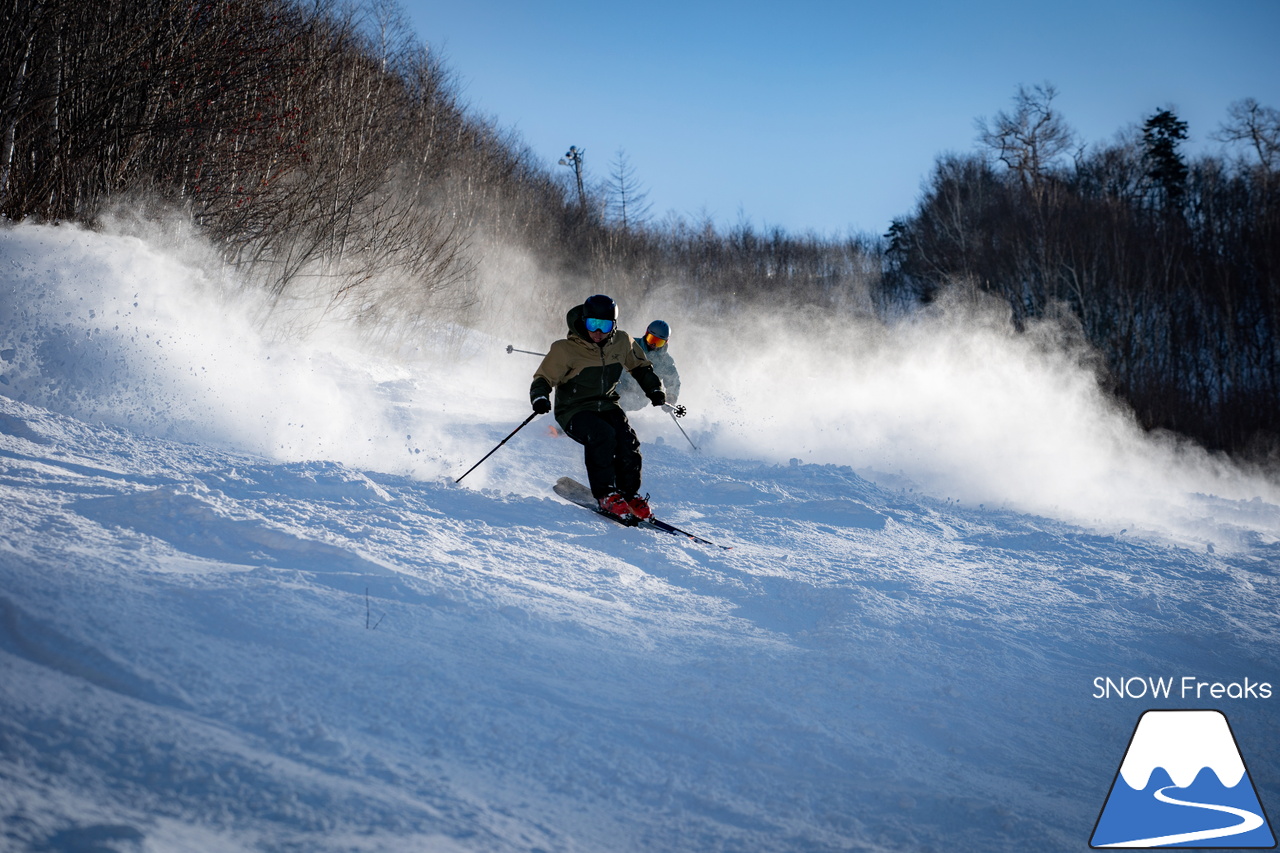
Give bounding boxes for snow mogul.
[530,294,666,522]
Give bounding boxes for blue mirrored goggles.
[584,317,616,334]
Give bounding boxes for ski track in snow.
[2,393,1278,853]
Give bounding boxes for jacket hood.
[565,304,583,336]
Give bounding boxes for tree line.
[2,0,565,337]
[885,85,1280,456]
[2,2,1277,459]
[1,0,870,323]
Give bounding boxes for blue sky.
[400,0,1280,238]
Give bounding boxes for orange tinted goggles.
[643,332,667,348]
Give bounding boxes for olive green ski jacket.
[530,305,664,430]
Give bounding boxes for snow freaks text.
[1092,676,1273,700]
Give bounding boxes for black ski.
[553,477,732,550]
[642,515,733,550]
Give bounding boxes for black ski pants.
[564,408,642,499]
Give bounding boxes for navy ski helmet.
[646,320,670,340]
[582,294,618,322]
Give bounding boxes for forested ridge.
[2,1,1277,460]
[887,86,1280,458]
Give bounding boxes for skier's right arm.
[530,375,552,413]
[530,345,565,413]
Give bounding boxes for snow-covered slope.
[2,222,1278,852]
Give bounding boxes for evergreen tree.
[1142,108,1189,210]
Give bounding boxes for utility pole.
[559,145,586,208]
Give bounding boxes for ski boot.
[625,494,653,520]
[598,492,636,523]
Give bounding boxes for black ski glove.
[647,389,666,407]
[532,396,551,414]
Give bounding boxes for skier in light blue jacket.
[618,320,681,412]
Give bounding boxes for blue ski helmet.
[582,294,618,321]
[646,320,670,339]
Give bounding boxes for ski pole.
[663,404,698,451]
[506,344,546,357]
[454,412,540,484]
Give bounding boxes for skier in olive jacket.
[530,294,666,521]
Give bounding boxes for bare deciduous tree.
[606,148,651,231]
[1213,97,1280,172]
[975,83,1076,186]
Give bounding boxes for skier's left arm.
[662,353,681,403]
[624,342,665,406]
